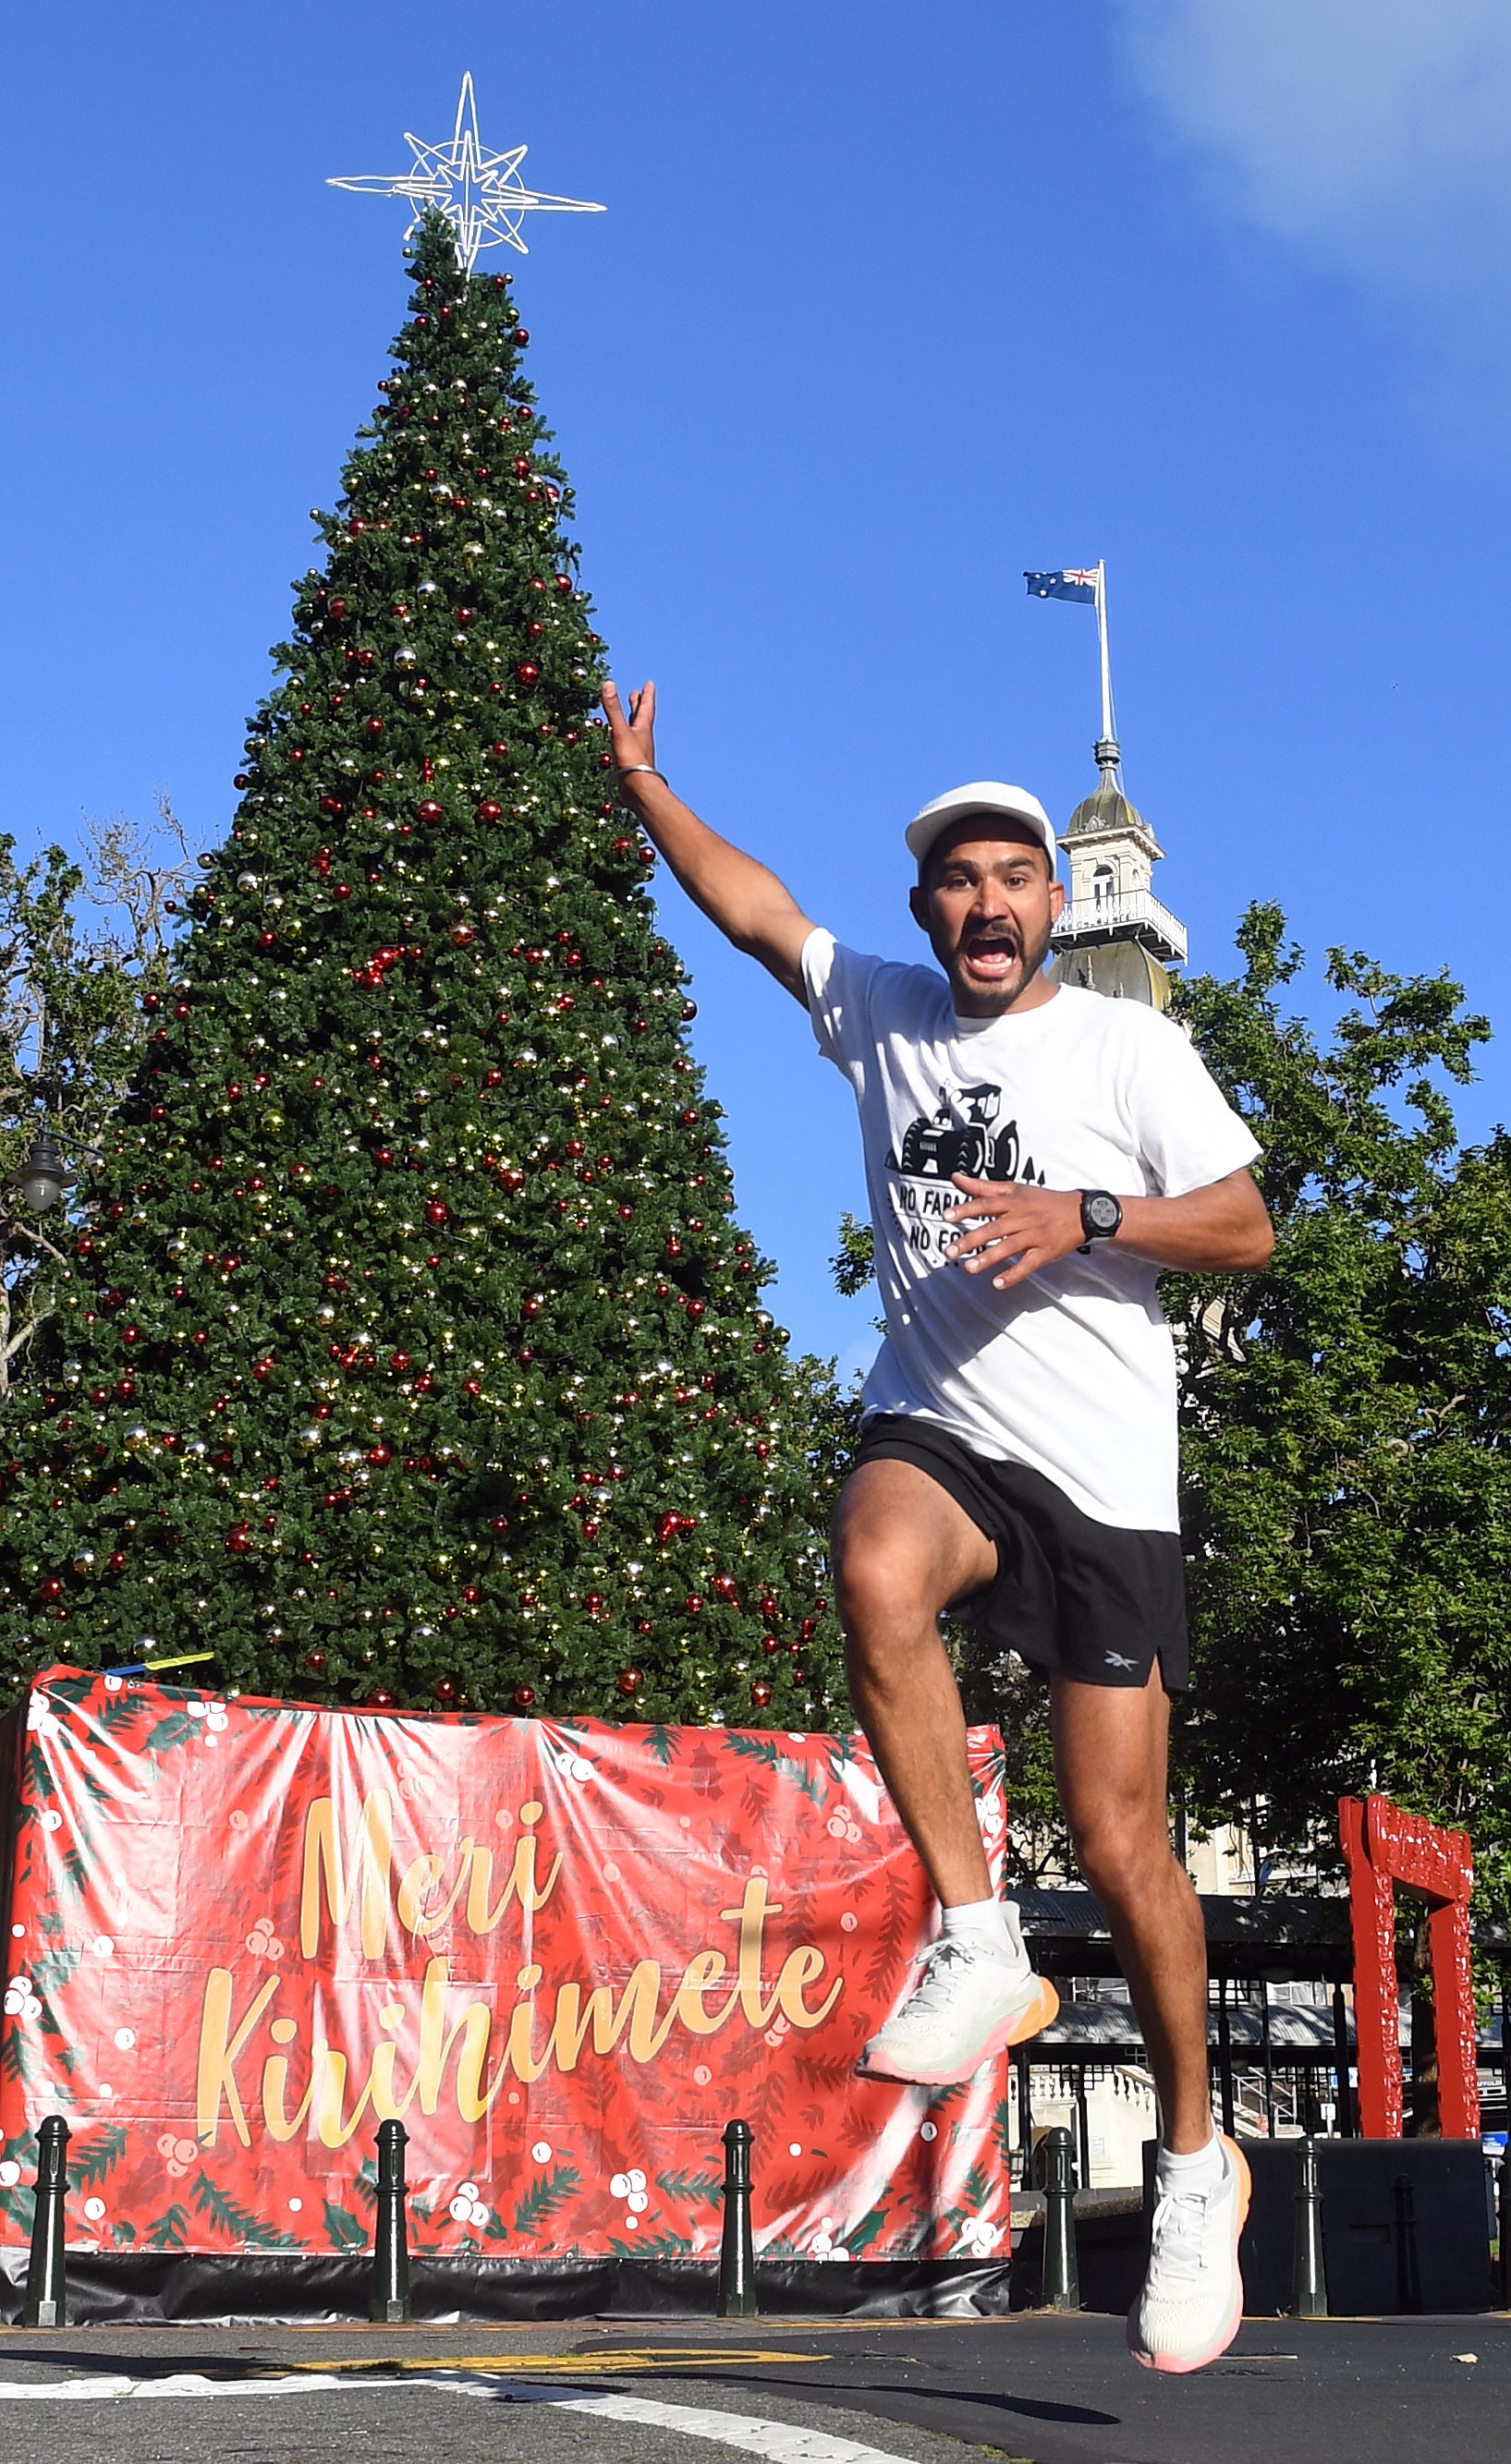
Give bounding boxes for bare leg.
[830,1459,999,1908]
[1053,1671,1212,2153]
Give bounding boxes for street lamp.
[14,1135,69,1214]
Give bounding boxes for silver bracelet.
[616,764,666,783]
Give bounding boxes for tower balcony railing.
[1053,890,1188,965]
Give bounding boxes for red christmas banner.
[0,1669,1013,2271]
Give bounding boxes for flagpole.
[1095,560,1116,755]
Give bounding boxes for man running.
[601,678,1273,2375]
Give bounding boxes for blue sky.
[7,2,1511,1377]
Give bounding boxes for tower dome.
[1049,738,1187,1007]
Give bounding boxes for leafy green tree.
[0,215,844,1724]
[0,803,189,1409]
[1170,904,1511,1924]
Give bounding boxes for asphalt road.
[0,2312,1503,2464]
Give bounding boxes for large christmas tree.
[0,214,845,1725]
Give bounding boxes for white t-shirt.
[802,930,1261,1533]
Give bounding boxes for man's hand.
[945,1163,1274,1284]
[601,679,657,774]
[944,1178,1084,1290]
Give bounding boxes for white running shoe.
[858,1936,1059,2087]
[1127,2134,1251,2375]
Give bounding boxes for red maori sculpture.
[1338,1793,1480,2141]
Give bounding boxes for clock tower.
[1049,733,1187,1010]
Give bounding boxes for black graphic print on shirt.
[883,1079,1046,1268]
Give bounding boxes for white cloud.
[1115,1,1511,339]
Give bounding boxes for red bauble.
[225,1524,251,1554]
[369,1689,395,1710]
[327,597,347,618]
[37,1578,62,1603]
[304,1651,326,1673]
[450,924,475,945]
[435,1678,457,1703]
[514,1684,536,1710]
[425,1201,448,1226]
[477,799,503,820]
[512,456,531,477]
[713,1575,738,1605]
[760,1596,779,1620]
[586,1593,604,1615]
[750,1681,774,1708]
[616,1667,642,1696]
[517,661,541,686]
[762,1635,781,1656]
[417,799,444,823]
[684,1594,704,1615]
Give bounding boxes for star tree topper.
[329,73,604,268]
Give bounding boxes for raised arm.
[601,681,815,1004]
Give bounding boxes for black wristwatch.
[1078,1190,1123,1251]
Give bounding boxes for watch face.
[1085,1194,1121,1235]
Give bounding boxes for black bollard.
[1040,2125,1080,2312]
[370,2118,412,2324]
[717,2119,757,2318]
[1498,2147,1510,2311]
[1393,2172,1422,2315]
[1290,2135,1328,2318]
[23,2116,69,2328]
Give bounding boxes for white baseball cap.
[905,781,1057,873]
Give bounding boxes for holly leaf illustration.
[142,1710,200,1756]
[841,2203,891,2254]
[322,2197,370,2253]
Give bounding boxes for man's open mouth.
[963,932,1018,977]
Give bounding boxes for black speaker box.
[1142,2138,1493,2316]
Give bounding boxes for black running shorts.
[847,1414,1189,1692]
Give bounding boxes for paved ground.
[0,2312,1504,2464]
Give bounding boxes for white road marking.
[0,2370,923,2461]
